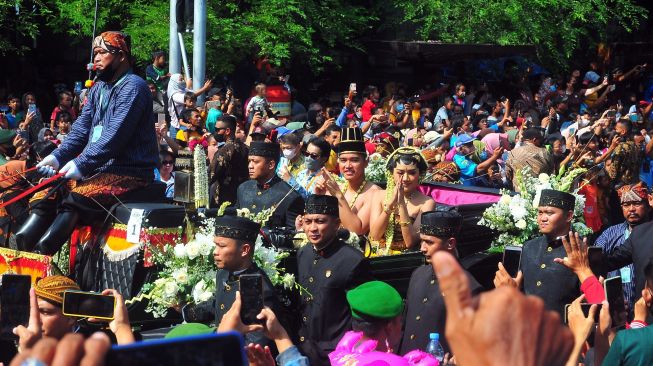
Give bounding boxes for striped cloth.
[53,73,158,181]
[595,222,637,311]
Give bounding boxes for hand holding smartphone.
[502,246,522,278]
[348,83,356,100]
[63,291,115,320]
[239,274,264,325]
[0,274,31,339]
[604,276,627,328]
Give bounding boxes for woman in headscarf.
[167,74,213,138]
[369,147,436,255]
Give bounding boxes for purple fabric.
[419,184,501,205]
[329,331,439,366]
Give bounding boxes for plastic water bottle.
[425,332,445,362]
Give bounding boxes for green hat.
[164,323,216,339]
[0,129,16,145]
[346,281,403,320]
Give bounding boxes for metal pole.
[192,0,206,104]
[169,0,181,74]
[178,33,191,80]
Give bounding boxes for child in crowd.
[246,83,271,122]
[56,111,72,144]
[50,91,76,131]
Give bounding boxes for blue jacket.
[53,73,159,181]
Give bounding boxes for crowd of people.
[1,29,653,365]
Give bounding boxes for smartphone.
[74,81,83,95]
[157,113,166,125]
[106,332,245,366]
[502,246,522,278]
[604,276,627,328]
[239,274,263,325]
[587,246,605,277]
[606,110,616,118]
[62,291,115,320]
[564,303,602,324]
[0,274,31,339]
[348,83,356,100]
[28,103,36,114]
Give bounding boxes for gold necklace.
[343,180,367,209]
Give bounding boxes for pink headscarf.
[329,331,439,366]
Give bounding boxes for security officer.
[400,209,482,355]
[213,213,279,344]
[236,141,304,236]
[494,189,580,318]
[297,194,373,366]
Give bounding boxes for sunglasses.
[162,160,174,165]
[303,151,321,159]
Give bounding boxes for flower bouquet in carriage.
[138,202,300,319]
[478,167,593,252]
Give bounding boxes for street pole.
[192,0,206,104]
[169,0,181,74]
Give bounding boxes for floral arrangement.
[365,153,387,185]
[194,145,209,209]
[478,167,592,252]
[139,217,217,318]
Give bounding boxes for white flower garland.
[193,146,209,209]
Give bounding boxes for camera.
[263,227,296,249]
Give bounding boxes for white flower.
[164,280,179,298]
[281,273,296,289]
[173,244,187,258]
[515,219,527,229]
[533,189,542,208]
[192,280,213,303]
[186,240,201,260]
[199,291,213,302]
[538,173,550,184]
[172,268,189,284]
[195,232,215,256]
[499,195,512,205]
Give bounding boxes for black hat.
[337,127,366,155]
[305,195,339,217]
[538,189,575,211]
[214,215,261,243]
[420,210,463,238]
[249,142,280,159]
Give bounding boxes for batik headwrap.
[34,275,80,305]
[93,31,131,55]
[618,181,649,204]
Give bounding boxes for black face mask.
[214,133,225,143]
[96,65,118,82]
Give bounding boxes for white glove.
[59,160,83,180]
[36,155,59,177]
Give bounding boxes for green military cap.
[164,322,216,339]
[0,129,16,145]
[346,281,403,320]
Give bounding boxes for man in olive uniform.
[236,141,304,235]
[400,209,483,354]
[494,189,580,318]
[213,213,279,344]
[297,195,373,366]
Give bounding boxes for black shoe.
[14,214,54,252]
[33,211,79,256]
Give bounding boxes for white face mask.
[282,148,298,160]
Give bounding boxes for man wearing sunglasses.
[285,137,332,200]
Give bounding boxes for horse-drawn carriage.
[2,181,502,332]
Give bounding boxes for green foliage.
[40,0,375,74]
[396,0,647,71]
[0,0,50,55]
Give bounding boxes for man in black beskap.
[494,189,581,318]
[212,213,279,345]
[297,195,372,366]
[236,141,304,233]
[400,209,482,355]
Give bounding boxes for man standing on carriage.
[15,31,159,255]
